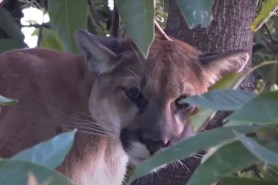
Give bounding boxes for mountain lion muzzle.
[0,30,249,185]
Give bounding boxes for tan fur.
[0,32,249,185]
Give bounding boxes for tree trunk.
[131,0,256,185]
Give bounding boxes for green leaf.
[225,120,254,127]
[228,91,278,123]
[235,131,278,167]
[251,0,278,32]
[0,160,72,185]
[0,95,17,106]
[211,73,241,90]
[180,90,256,111]
[128,125,259,183]
[176,0,214,29]
[189,73,242,131]
[0,9,26,48]
[12,130,75,169]
[220,176,278,185]
[189,108,213,132]
[0,39,24,53]
[187,141,258,185]
[39,29,65,51]
[116,0,155,58]
[48,0,87,53]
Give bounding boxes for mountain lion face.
[76,30,249,165]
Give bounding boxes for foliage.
[116,0,155,57]
[0,9,26,52]
[48,0,87,53]
[175,0,214,28]
[0,95,17,106]
[0,131,75,185]
[0,0,278,185]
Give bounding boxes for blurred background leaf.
[12,130,75,169]
[175,0,214,28]
[116,0,155,57]
[48,0,87,53]
[0,160,72,185]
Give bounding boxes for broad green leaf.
[225,120,253,127]
[187,141,258,185]
[0,9,26,48]
[116,0,155,58]
[128,125,259,183]
[0,95,17,106]
[176,0,214,29]
[39,29,65,51]
[251,0,278,32]
[235,131,278,167]
[189,108,213,132]
[220,176,278,185]
[0,160,72,185]
[180,90,256,111]
[189,74,242,131]
[228,91,278,123]
[211,73,241,90]
[12,130,75,169]
[0,39,23,53]
[48,0,87,53]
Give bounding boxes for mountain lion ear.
[199,50,249,85]
[75,30,121,74]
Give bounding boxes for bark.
[131,0,256,185]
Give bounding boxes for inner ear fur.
[75,30,122,74]
[199,50,249,85]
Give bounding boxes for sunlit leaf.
[251,0,278,32]
[39,29,65,51]
[211,73,241,90]
[48,0,87,53]
[176,0,214,29]
[116,0,155,58]
[12,130,75,169]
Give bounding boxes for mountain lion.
[0,30,249,185]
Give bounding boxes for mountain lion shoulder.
[0,30,249,185]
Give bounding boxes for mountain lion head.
[75,30,249,165]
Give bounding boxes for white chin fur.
[127,141,150,165]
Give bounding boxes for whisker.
[129,43,143,72]
[191,154,203,160]
[75,122,120,134]
[118,76,138,81]
[175,160,191,173]
[195,153,204,157]
[123,67,140,80]
[76,129,117,139]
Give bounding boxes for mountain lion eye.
[124,87,148,113]
[125,87,141,101]
[175,95,190,110]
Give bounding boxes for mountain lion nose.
[141,137,170,155]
